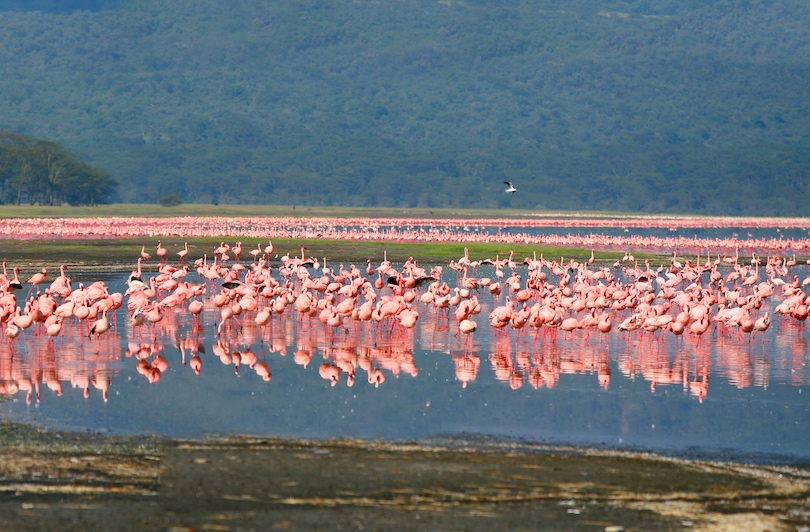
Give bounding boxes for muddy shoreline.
[0,423,807,531]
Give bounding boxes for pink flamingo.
[177,242,189,263]
[156,241,168,262]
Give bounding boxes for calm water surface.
[2,252,810,464]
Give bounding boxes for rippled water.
[2,259,810,463]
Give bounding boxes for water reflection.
[1,273,806,401]
[0,331,120,404]
[1,253,810,459]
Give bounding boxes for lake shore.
[1,422,808,531]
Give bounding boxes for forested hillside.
[0,0,808,214]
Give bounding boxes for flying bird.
[504,181,517,193]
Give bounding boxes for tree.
[0,130,117,206]
[62,161,118,206]
[158,192,182,207]
[36,140,75,206]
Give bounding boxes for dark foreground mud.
[0,424,808,531]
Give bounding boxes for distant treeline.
[0,131,117,206]
[0,0,808,214]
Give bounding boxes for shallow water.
[2,257,810,463]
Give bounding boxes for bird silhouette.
[504,181,517,193]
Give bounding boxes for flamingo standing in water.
[26,268,47,298]
[156,241,168,262]
[690,314,710,345]
[7,267,23,291]
[27,267,46,286]
[89,311,110,338]
[459,319,477,334]
[177,242,189,263]
[250,243,262,262]
[753,312,771,335]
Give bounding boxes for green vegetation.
[0,235,633,271]
[0,131,117,205]
[0,0,808,214]
[0,203,647,219]
[158,192,182,207]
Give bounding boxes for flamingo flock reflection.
[2,235,810,405]
[0,329,119,403]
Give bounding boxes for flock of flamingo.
[2,215,810,257]
[2,215,810,405]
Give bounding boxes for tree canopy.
[0,131,117,206]
[0,0,807,214]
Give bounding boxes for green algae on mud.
[0,237,635,272]
[0,422,808,531]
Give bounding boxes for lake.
[2,252,809,465]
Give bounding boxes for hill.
[0,0,808,214]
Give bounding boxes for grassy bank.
[0,204,642,219]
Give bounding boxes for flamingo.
[459,319,477,334]
[25,268,47,299]
[177,242,189,263]
[89,311,110,337]
[27,268,47,287]
[690,314,710,343]
[156,241,168,261]
[7,267,23,291]
[753,312,771,333]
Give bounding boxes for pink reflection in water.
[1,332,120,403]
[2,239,810,407]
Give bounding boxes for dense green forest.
[0,0,808,214]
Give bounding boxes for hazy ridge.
[0,0,808,214]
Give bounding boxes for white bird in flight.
[504,181,517,194]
